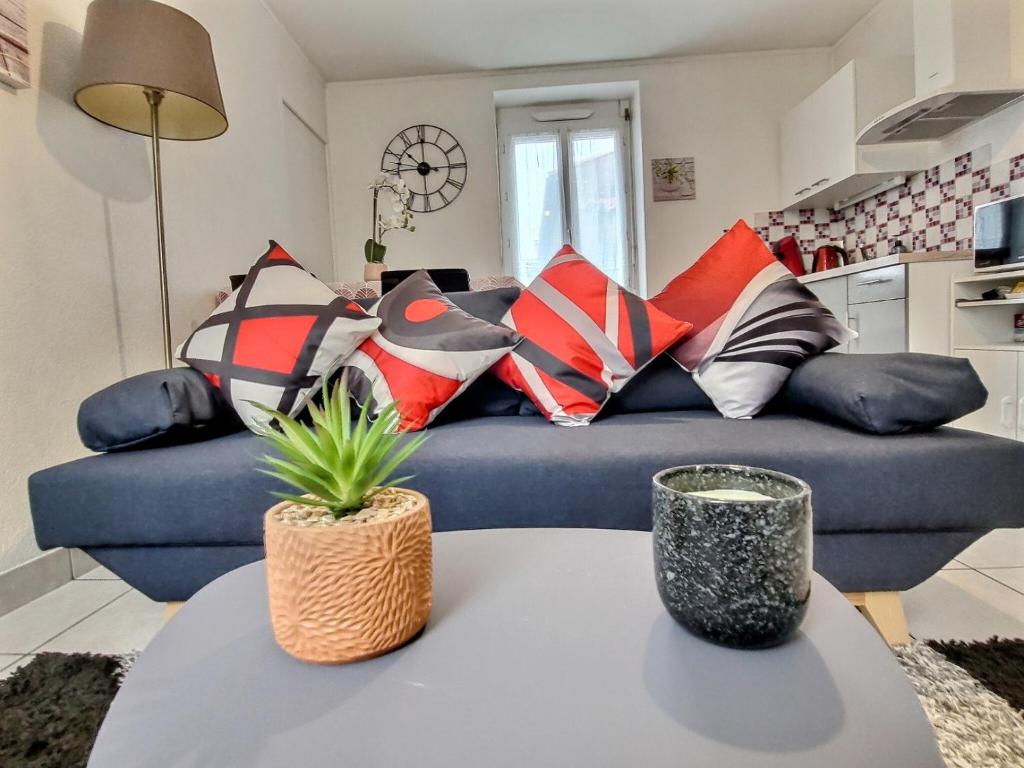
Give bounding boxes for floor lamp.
[74,0,228,368]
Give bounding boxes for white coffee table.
[88,529,942,767]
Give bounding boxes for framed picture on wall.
[0,0,29,89]
[652,157,695,202]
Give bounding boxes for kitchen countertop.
[799,250,971,283]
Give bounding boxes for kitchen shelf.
[953,269,1024,284]
[955,298,1024,307]
[954,344,1024,352]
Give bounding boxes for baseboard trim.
[0,548,84,617]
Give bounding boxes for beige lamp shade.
[74,0,227,140]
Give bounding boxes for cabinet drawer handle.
[1018,398,1024,432]
[795,187,811,196]
[1001,396,1015,429]
[855,278,894,286]
[811,177,830,187]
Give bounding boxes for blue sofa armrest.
[78,367,242,452]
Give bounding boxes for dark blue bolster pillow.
[79,368,242,452]
[774,352,988,434]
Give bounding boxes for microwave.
[975,194,1024,272]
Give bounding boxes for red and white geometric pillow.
[178,241,380,431]
[651,220,856,419]
[492,245,693,426]
[340,270,521,432]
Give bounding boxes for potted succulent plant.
[256,377,431,664]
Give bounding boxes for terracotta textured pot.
[363,261,388,281]
[264,490,432,664]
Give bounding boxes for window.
[498,101,636,288]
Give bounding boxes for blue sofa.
[26,289,1024,603]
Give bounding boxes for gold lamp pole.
[75,0,228,368]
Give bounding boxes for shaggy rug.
[1,642,1022,767]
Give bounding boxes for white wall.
[0,0,326,573]
[830,0,914,74]
[326,49,832,295]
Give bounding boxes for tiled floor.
[1,531,1023,678]
[0,565,164,679]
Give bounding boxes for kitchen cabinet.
[848,300,907,355]
[952,349,1021,440]
[801,255,971,356]
[950,266,1024,439]
[779,58,929,210]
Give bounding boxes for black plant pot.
[652,465,812,649]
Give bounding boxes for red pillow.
[492,245,692,425]
[651,220,854,418]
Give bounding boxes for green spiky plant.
[253,377,427,519]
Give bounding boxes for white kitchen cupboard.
[801,254,971,355]
[950,266,1024,439]
[952,349,1021,439]
[849,300,907,355]
[779,57,929,211]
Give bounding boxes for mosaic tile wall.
[753,146,1024,263]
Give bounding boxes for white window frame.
[497,100,638,290]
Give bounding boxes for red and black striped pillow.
[492,245,692,426]
[651,220,855,418]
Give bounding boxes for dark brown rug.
[0,653,132,768]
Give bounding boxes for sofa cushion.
[357,287,526,420]
[605,355,713,414]
[493,245,692,426]
[651,220,854,419]
[775,352,988,434]
[178,241,380,431]
[32,412,1024,552]
[340,270,521,430]
[78,368,241,452]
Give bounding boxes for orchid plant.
[366,172,415,264]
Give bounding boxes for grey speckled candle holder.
[652,465,812,649]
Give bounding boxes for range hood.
[857,90,1024,145]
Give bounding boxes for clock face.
[380,125,467,213]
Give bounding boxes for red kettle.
[812,244,848,273]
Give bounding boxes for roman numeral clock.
[380,125,467,212]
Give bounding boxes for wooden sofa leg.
[164,601,183,622]
[844,591,911,647]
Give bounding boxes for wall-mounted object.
[379,124,467,213]
[75,0,227,368]
[651,157,694,202]
[779,58,930,211]
[858,0,1024,145]
[0,0,29,89]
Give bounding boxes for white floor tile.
[904,568,1024,642]
[0,654,35,680]
[0,580,129,654]
[954,529,1024,569]
[76,566,120,581]
[942,559,971,570]
[39,589,164,655]
[980,567,1024,596]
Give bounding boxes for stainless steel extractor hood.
[858,90,1024,145]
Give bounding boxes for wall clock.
[380,124,467,213]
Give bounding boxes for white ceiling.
[264,0,880,82]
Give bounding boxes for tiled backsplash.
[754,146,1024,263]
